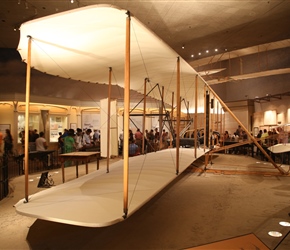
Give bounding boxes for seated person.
[129,139,140,157]
[220,131,230,145]
[82,129,93,149]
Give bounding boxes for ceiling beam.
[207,68,290,85]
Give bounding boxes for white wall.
[253,96,290,130]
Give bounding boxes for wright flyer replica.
[15,4,282,227]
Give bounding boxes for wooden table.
[59,152,100,183]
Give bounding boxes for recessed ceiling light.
[198,52,201,55]
[279,221,290,227]
[206,50,209,53]
[191,54,194,58]
[215,49,218,52]
[268,231,282,237]
[182,45,185,49]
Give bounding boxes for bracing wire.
[131,20,162,107]
[31,39,71,79]
[31,38,127,132]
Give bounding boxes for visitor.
[4,129,13,156]
[35,132,48,151]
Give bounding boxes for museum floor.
[0,153,290,250]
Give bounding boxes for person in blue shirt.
[129,139,139,157]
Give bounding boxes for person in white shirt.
[35,131,50,168]
[82,129,93,149]
[35,132,48,151]
[75,128,84,151]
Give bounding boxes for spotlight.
[206,50,209,53]
[279,221,290,227]
[182,45,185,49]
[198,52,201,56]
[71,0,74,3]
[215,48,218,52]
[268,231,282,237]
[191,54,194,58]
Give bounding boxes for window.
[50,115,67,142]
[18,114,40,143]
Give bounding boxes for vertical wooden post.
[24,36,32,203]
[106,67,112,173]
[159,86,164,150]
[211,96,215,133]
[123,12,131,218]
[194,75,198,158]
[170,91,174,147]
[176,57,181,175]
[142,78,147,154]
[222,107,225,134]
[187,101,190,132]
[203,86,207,151]
[216,102,222,134]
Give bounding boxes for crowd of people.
[120,127,171,157]
[2,124,289,160]
[16,127,101,155]
[214,125,290,158]
[218,125,289,146]
[58,128,100,154]
[217,125,249,145]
